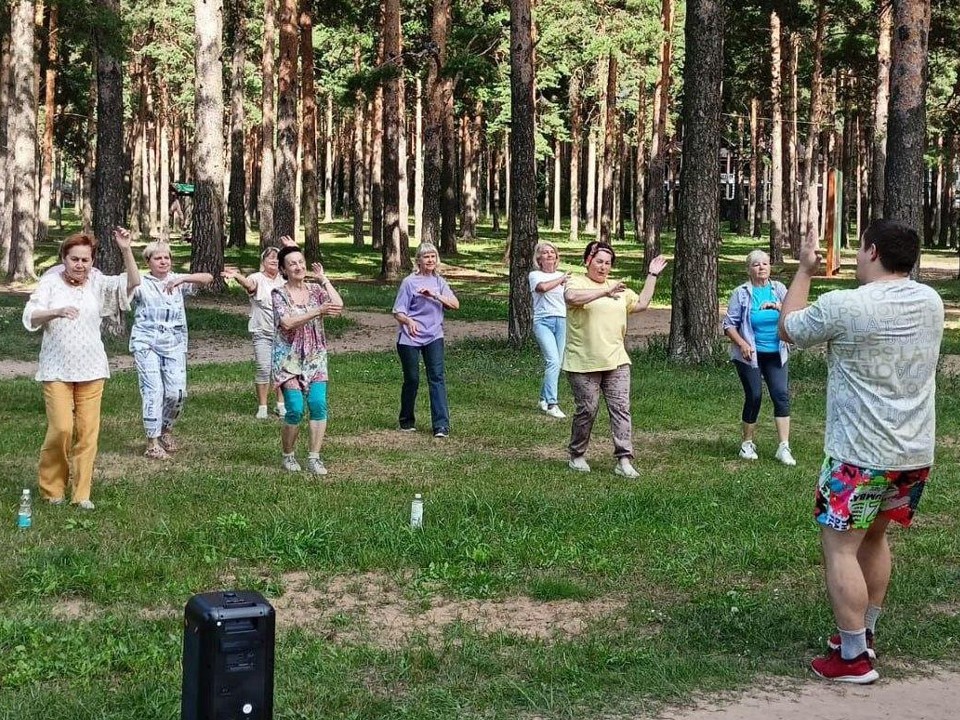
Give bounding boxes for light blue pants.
[134,349,187,439]
[533,316,566,406]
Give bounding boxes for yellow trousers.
[38,380,105,504]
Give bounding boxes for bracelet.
[648,272,660,278]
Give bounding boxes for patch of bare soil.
[269,570,628,648]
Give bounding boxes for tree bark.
[768,12,784,263]
[781,27,798,254]
[460,104,480,240]
[414,76,424,239]
[192,0,226,289]
[643,0,673,266]
[585,126,596,234]
[883,0,929,239]
[352,46,365,246]
[380,0,408,278]
[37,3,57,245]
[274,0,298,239]
[370,6,385,250]
[569,71,582,241]
[299,1,318,262]
[0,28,11,274]
[82,67,96,235]
[93,0,125,274]
[669,0,722,364]
[508,0,537,347]
[871,0,893,220]
[324,92,334,222]
[749,96,760,236]
[227,0,248,248]
[259,0,277,246]
[801,2,827,248]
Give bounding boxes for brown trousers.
[567,364,634,460]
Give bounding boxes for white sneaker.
[306,456,328,475]
[256,406,269,420]
[775,442,797,466]
[739,441,758,461]
[281,454,302,472]
[545,405,567,419]
[538,400,548,412]
[568,456,591,472]
[274,404,286,418]
[614,459,639,478]
[76,500,95,511]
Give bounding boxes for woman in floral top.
[272,246,344,475]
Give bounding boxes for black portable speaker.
[181,590,276,720]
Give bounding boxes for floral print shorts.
[815,456,929,531]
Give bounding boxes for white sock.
[839,628,868,660]
[308,452,320,460]
[865,605,882,635]
[258,404,268,412]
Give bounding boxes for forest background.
[0,0,958,359]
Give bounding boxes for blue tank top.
[750,284,780,353]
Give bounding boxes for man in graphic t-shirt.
[779,219,944,684]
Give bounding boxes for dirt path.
[653,671,960,720]
[0,306,677,380]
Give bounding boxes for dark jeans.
[734,353,790,424]
[397,339,449,433]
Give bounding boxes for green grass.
[2,341,960,719]
[1,217,960,719]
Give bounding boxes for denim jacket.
[722,280,789,368]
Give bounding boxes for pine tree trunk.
[259,0,277,246]
[421,0,450,248]
[840,75,856,248]
[300,2,319,262]
[585,128,596,234]
[491,132,501,233]
[460,103,479,240]
[749,96,760,236]
[414,76,423,240]
[643,0,673,264]
[352,46,365,246]
[871,0,892,220]
[380,0,408,278]
[82,67,95,235]
[192,0,226,288]
[939,133,952,247]
[439,76,457,255]
[508,0,537,347]
[669,0,722,364]
[324,92,334,222]
[227,0,248,248]
[801,2,827,248]
[0,29,11,274]
[37,3,57,245]
[93,0,125,274]
[883,0,929,239]
[273,0,298,239]
[781,28,797,254]
[159,93,170,241]
[768,11,784,263]
[370,8,385,250]
[569,72,582,241]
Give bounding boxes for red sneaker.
[827,629,876,659]
[811,649,879,684]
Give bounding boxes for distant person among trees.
[131,242,214,459]
[22,229,141,510]
[272,246,344,475]
[563,241,667,479]
[222,243,289,420]
[779,220,944,684]
[722,249,795,466]
[392,242,459,437]
[529,241,570,419]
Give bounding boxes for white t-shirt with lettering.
[784,280,944,470]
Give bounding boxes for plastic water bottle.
[410,493,423,529]
[17,489,32,530]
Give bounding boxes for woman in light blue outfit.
[528,242,569,419]
[722,249,795,466]
[131,242,213,459]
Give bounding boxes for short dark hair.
[583,241,616,266]
[860,219,919,274]
[276,245,302,279]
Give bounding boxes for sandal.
[159,432,178,453]
[144,445,170,460]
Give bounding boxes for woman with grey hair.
[131,241,214,459]
[392,242,459,437]
[722,249,795,465]
[529,241,569,418]
[222,243,288,419]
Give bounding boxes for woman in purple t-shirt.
[392,242,460,437]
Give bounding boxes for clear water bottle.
[410,493,423,529]
[17,489,32,530]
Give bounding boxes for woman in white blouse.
[22,229,141,510]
